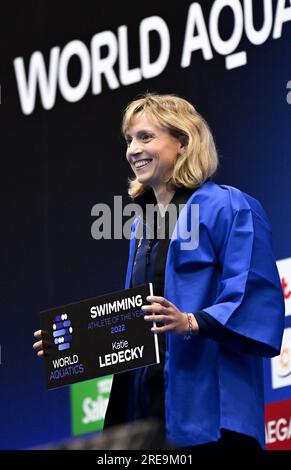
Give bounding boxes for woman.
[34,93,285,450]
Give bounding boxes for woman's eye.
[125,133,153,146]
[141,134,152,141]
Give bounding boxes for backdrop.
[1,0,290,450]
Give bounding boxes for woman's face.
[125,112,183,192]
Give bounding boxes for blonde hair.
[122,93,219,198]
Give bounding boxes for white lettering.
[82,395,109,424]
[209,0,244,56]
[118,26,142,85]
[181,3,213,67]
[90,294,143,318]
[265,417,291,444]
[52,354,78,369]
[112,340,128,350]
[273,0,291,39]
[244,0,273,45]
[140,16,170,79]
[58,40,91,103]
[13,47,60,115]
[91,30,120,95]
[14,2,291,114]
[99,346,144,367]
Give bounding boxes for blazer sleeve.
[202,189,285,357]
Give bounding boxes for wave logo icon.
[53,314,73,351]
[278,343,291,378]
[271,328,291,389]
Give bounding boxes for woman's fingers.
[33,340,43,350]
[142,304,169,315]
[146,295,173,308]
[144,314,172,323]
[33,330,44,356]
[142,297,187,335]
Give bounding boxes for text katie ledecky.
[99,340,144,368]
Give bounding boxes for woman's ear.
[179,135,188,153]
[178,142,187,156]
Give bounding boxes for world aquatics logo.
[53,314,73,351]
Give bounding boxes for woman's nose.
[128,140,143,155]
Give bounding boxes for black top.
[104,187,194,427]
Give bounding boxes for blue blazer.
[124,181,285,447]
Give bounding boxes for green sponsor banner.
[70,375,113,436]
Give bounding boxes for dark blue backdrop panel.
[0,0,290,449]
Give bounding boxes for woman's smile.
[133,158,153,170]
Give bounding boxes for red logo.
[265,399,291,450]
[282,277,291,300]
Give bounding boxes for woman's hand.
[33,330,44,357]
[142,296,199,336]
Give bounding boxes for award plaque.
[39,283,160,389]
